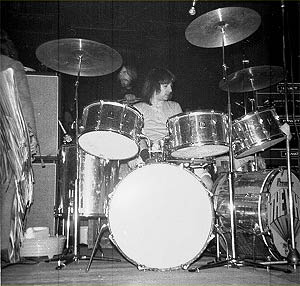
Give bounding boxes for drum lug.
[181,263,191,270]
[108,233,116,246]
[137,264,148,271]
[209,233,216,241]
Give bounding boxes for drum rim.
[260,168,300,259]
[169,142,229,158]
[78,130,141,160]
[107,162,215,270]
[109,161,215,200]
[233,134,286,159]
[233,108,279,123]
[167,109,228,122]
[82,100,144,118]
[78,127,143,138]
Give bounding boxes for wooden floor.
[1,247,300,286]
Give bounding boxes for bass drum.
[214,169,300,259]
[108,163,214,270]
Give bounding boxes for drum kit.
[35,5,299,272]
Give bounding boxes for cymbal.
[219,65,284,93]
[36,38,122,77]
[185,7,261,48]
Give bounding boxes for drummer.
[129,67,213,191]
[114,63,139,103]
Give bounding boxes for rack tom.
[78,101,143,160]
[232,109,285,158]
[167,110,229,159]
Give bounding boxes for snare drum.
[232,109,285,159]
[167,110,229,159]
[214,169,300,259]
[78,101,143,160]
[108,163,214,270]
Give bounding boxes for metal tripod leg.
[85,223,120,272]
[188,222,237,272]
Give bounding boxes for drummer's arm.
[139,138,150,162]
[196,168,213,192]
[127,138,149,170]
[201,173,213,192]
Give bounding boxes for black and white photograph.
[1,1,299,285]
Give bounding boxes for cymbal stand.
[242,54,250,114]
[189,23,238,271]
[249,92,260,171]
[53,56,121,270]
[280,0,299,269]
[220,24,238,265]
[189,23,291,274]
[49,55,83,269]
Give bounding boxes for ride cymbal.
[219,65,284,93]
[36,38,122,77]
[185,7,261,48]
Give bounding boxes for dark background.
[1,1,299,119]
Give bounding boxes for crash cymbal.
[219,65,284,93]
[36,38,122,77]
[185,7,261,48]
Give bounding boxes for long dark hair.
[141,68,175,105]
[117,63,138,84]
[0,29,18,60]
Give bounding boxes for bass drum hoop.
[107,162,215,271]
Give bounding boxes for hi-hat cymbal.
[219,65,284,93]
[185,7,261,48]
[36,38,122,77]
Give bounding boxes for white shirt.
[134,101,182,143]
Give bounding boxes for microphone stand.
[280,0,299,269]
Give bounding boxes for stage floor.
[1,247,299,286]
